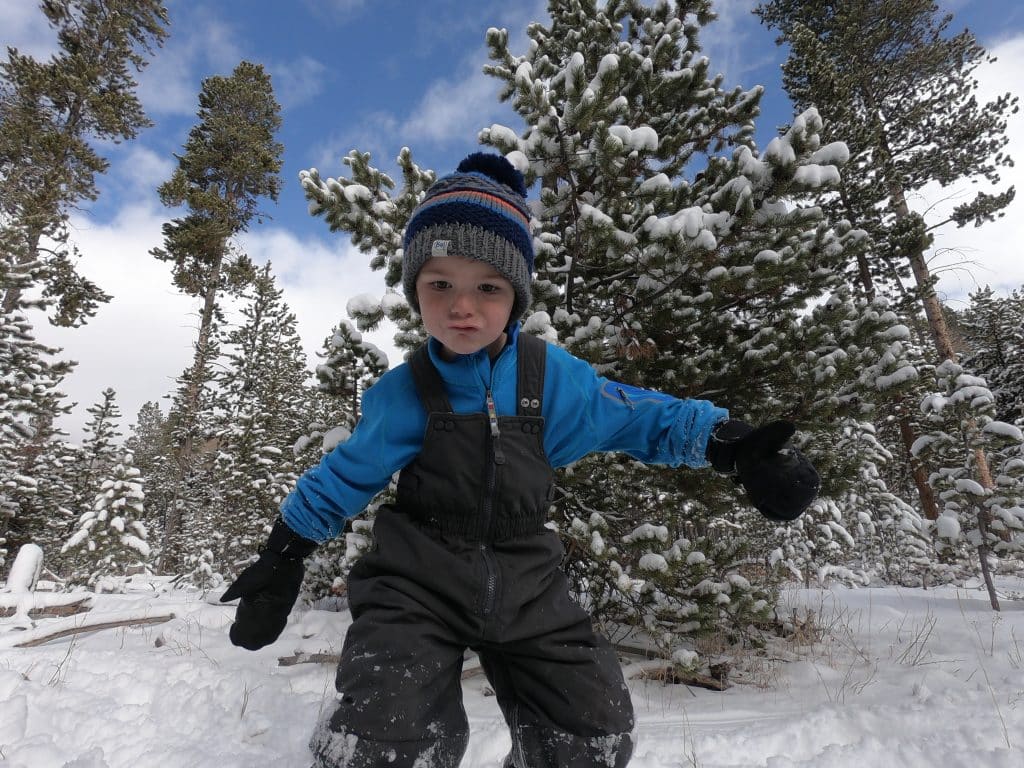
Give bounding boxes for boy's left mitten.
[707,419,820,521]
[220,517,317,651]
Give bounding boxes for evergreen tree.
[201,263,311,578]
[152,60,283,572]
[300,1,898,654]
[914,361,1024,587]
[12,435,84,571]
[756,0,1020,605]
[62,451,150,589]
[160,321,222,573]
[293,317,388,601]
[301,151,431,354]
[294,319,388,472]
[959,286,1024,425]
[0,0,169,326]
[78,387,122,491]
[125,401,175,564]
[755,0,1016,309]
[0,308,71,566]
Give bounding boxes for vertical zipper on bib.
[478,390,503,617]
[485,389,505,465]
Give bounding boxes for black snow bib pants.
[310,333,634,768]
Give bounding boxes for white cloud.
[400,65,509,145]
[237,227,401,370]
[136,7,244,117]
[31,203,198,442]
[306,0,545,175]
[307,111,403,180]
[700,0,778,85]
[924,34,1024,304]
[0,3,59,61]
[108,146,176,200]
[28,202,400,443]
[269,55,329,110]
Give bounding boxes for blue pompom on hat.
[402,152,534,320]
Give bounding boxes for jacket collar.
[426,322,520,390]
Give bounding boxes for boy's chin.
[437,333,506,360]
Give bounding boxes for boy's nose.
[448,291,474,315]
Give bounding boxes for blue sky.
[4,0,1024,439]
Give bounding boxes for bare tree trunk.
[883,161,1000,609]
[159,253,224,574]
[896,415,940,521]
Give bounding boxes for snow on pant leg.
[309,581,469,767]
[481,636,633,768]
[479,544,634,768]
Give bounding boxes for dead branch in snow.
[11,614,176,648]
[277,650,487,680]
[0,598,92,620]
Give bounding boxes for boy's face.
[415,255,515,360]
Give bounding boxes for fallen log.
[629,665,730,691]
[278,651,341,667]
[0,598,92,620]
[278,650,487,680]
[10,613,175,648]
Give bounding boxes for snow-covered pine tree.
[62,451,150,590]
[299,1,893,654]
[959,286,1024,426]
[0,262,73,569]
[301,149,433,354]
[914,361,1024,587]
[124,401,175,566]
[479,1,877,649]
[293,318,388,485]
[151,60,283,573]
[296,318,389,602]
[75,388,123,500]
[10,432,85,575]
[0,300,72,568]
[754,289,928,586]
[201,263,311,582]
[756,0,1019,608]
[160,328,221,576]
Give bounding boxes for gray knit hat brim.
[403,222,532,321]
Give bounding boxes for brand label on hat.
[431,239,452,257]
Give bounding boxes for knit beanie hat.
[402,152,534,321]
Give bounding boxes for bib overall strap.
[409,345,453,414]
[516,332,547,417]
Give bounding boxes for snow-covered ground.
[2,576,1023,767]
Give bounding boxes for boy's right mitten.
[220,517,317,651]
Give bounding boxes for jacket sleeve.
[279,368,424,543]
[542,345,729,469]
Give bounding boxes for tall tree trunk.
[896,414,940,521]
[878,123,1000,609]
[159,253,224,573]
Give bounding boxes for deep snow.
[2,576,1023,767]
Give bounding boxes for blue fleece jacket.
[281,323,729,542]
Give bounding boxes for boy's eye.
[429,280,451,290]
[479,283,502,293]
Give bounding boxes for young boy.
[221,154,820,768]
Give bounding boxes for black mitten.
[707,420,820,521]
[220,517,317,650]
